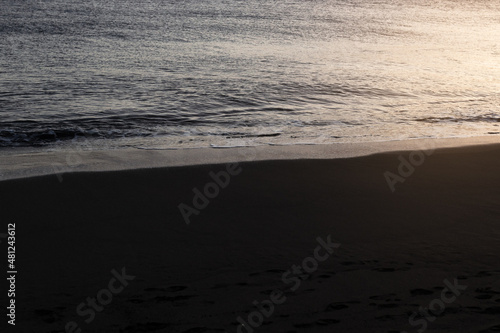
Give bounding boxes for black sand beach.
[1,142,500,332]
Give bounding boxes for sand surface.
[1,140,500,332]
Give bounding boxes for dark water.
[1,0,499,150]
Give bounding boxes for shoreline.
[1,135,500,181]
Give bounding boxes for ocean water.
[0,0,499,151]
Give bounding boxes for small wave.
[415,115,500,123]
[223,132,281,139]
[210,144,250,148]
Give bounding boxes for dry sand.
[1,140,500,333]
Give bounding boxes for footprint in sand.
[121,322,170,332]
[317,274,333,279]
[316,318,340,325]
[475,271,500,278]
[410,288,434,296]
[368,294,403,309]
[325,302,349,311]
[293,322,316,328]
[477,307,500,315]
[369,293,397,300]
[182,328,209,333]
[236,282,249,286]
[34,309,61,324]
[442,307,461,315]
[144,285,188,293]
[212,283,230,289]
[127,298,145,304]
[375,314,397,321]
[476,287,500,295]
[479,324,500,332]
[466,306,482,311]
[212,282,248,289]
[294,319,340,328]
[153,295,196,303]
[182,327,225,333]
[167,285,188,292]
[144,287,166,292]
[377,303,399,309]
[373,268,397,272]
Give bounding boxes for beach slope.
[1,143,500,332]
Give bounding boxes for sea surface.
[1,0,499,151]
